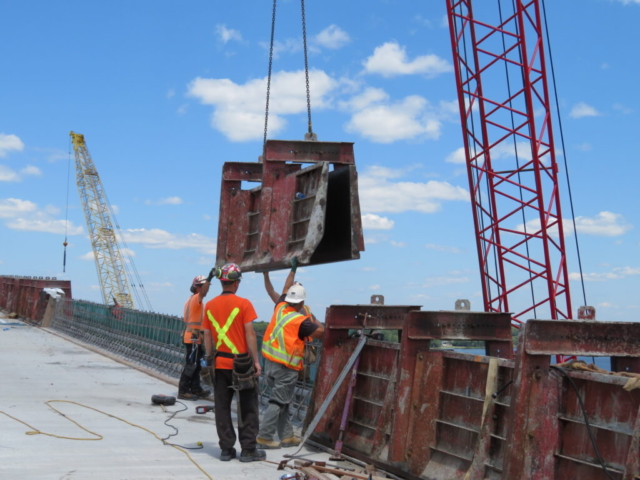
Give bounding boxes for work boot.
[256,437,281,449]
[191,388,211,398]
[220,447,236,462]
[239,448,266,463]
[177,392,198,401]
[281,435,302,448]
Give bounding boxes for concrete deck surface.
[0,318,337,480]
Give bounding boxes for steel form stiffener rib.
[446,0,572,325]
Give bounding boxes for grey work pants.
[258,358,299,441]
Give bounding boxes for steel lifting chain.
[263,0,277,150]
[300,0,315,140]
[263,0,316,147]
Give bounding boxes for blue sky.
[1,0,639,324]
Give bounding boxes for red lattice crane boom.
[446,0,572,325]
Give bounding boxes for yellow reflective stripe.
[271,311,299,340]
[206,308,240,354]
[262,343,303,367]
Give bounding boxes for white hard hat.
[285,284,306,304]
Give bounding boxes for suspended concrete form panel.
[216,139,364,272]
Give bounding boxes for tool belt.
[230,353,257,392]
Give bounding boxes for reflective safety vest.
[182,295,203,344]
[206,308,241,355]
[262,303,308,371]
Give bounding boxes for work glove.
[291,256,298,274]
[206,266,221,283]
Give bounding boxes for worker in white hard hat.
[257,281,324,449]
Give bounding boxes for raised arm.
[263,272,281,303]
[281,257,298,295]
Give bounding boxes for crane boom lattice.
[446,0,572,324]
[70,132,135,309]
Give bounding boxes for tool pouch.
[232,355,257,391]
[298,342,318,382]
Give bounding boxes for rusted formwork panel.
[308,307,515,480]
[0,275,72,322]
[524,319,640,357]
[308,303,420,461]
[216,139,364,272]
[503,320,640,480]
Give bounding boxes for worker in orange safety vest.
[257,282,324,450]
[202,263,266,463]
[178,275,211,400]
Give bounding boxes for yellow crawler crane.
[70,131,135,309]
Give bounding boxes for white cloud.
[390,240,406,247]
[613,103,633,114]
[121,228,216,255]
[0,134,24,157]
[570,266,640,282]
[7,218,83,235]
[339,87,388,111]
[369,284,381,290]
[363,42,452,78]
[359,167,468,214]
[79,251,95,261]
[362,213,394,230]
[414,15,432,28]
[166,89,175,99]
[315,25,350,49]
[346,95,442,143]
[362,267,377,272]
[1,197,83,235]
[203,214,212,221]
[446,141,537,165]
[569,102,600,119]
[0,198,37,218]
[612,0,640,4]
[574,212,632,236]
[425,243,463,254]
[518,211,631,238]
[0,165,19,182]
[188,70,338,141]
[145,196,183,206]
[21,165,42,176]
[259,38,302,59]
[576,143,592,152]
[0,164,42,182]
[446,147,466,164]
[215,24,243,43]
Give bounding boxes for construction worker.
[177,275,211,400]
[202,263,266,463]
[257,282,324,449]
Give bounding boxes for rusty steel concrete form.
[216,139,364,272]
[0,275,72,322]
[308,306,640,480]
